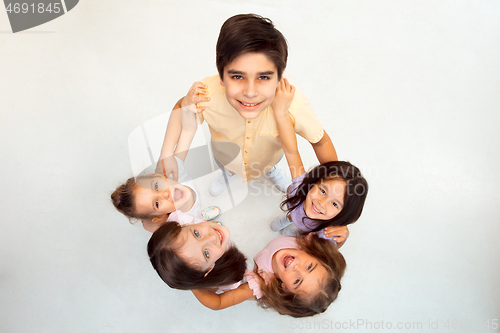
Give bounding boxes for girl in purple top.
[270,79,369,246]
[191,233,346,318]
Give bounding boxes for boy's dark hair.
[282,161,368,231]
[147,221,247,290]
[216,14,288,80]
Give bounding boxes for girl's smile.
[134,174,194,218]
[176,222,230,273]
[271,248,328,294]
[304,178,346,220]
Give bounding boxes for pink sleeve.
[244,270,263,299]
[216,281,242,293]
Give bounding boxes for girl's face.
[304,178,346,220]
[271,248,328,294]
[134,174,193,219]
[176,222,230,273]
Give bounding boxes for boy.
[159,14,337,196]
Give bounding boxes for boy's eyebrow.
[227,70,245,75]
[226,70,275,76]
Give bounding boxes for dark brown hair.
[147,221,247,290]
[216,14,288,80]
[256,234,346,317]
[282,161,368,231]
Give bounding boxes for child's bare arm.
[173,82,208,161]
[272,78,305,179]
[157,82,209,178]
[311,131,338,163]
[191,283,254,310]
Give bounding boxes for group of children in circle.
[111,14,368,318]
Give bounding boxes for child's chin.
[236,109,262,120]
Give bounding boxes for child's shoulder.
[200,75,224,94]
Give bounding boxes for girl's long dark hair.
[281,161,368,232]
[147,221,247,290]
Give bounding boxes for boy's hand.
[181,82,210,113]
[271,78,295,116]
[324,225,349,247]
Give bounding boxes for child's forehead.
[225,52,277,71]
[135,174,173,188]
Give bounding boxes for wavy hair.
[147,221,247,290]
[256,234,346,318]
[281,161,368,232]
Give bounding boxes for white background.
[1,1,499,332]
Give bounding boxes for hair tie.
[119,196,123,203]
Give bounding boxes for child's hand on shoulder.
[181,82,210,113]
[324,225,349,248]
[271,78,295,116]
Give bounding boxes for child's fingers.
[193,86,208,94]
[192,82,206,89]
[283,78,289,89]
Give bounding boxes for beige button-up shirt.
[198,74,324,182]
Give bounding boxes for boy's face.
[220,52,279,119]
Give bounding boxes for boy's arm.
[191,283,254,310]
[272,79,305,179]
[311,131,338,163]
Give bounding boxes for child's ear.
[281,281,289,292]
[219,76,224,87]
[151,215,168,224]
[204,264,215,277]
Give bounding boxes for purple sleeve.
[287,173,307,199]
[315,229,338,247]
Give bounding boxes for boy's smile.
[220,52,279,119]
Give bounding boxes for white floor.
[1,1,499,332]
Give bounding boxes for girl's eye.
[320,188,326,195]
[154,182,159,191]
[231,75,243,80]
[194,231,200,238]
[155,200,159,208]
[259,76,269,80]
[294,278,301,285]
[333,202,339,208]
[307,264,313,271]
[204,249,210,258]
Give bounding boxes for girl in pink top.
[192,233,346,318]
[270,79,369,246]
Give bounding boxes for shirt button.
[246,137,250,139]
[247,120,251,123]
[244,150,249,153]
